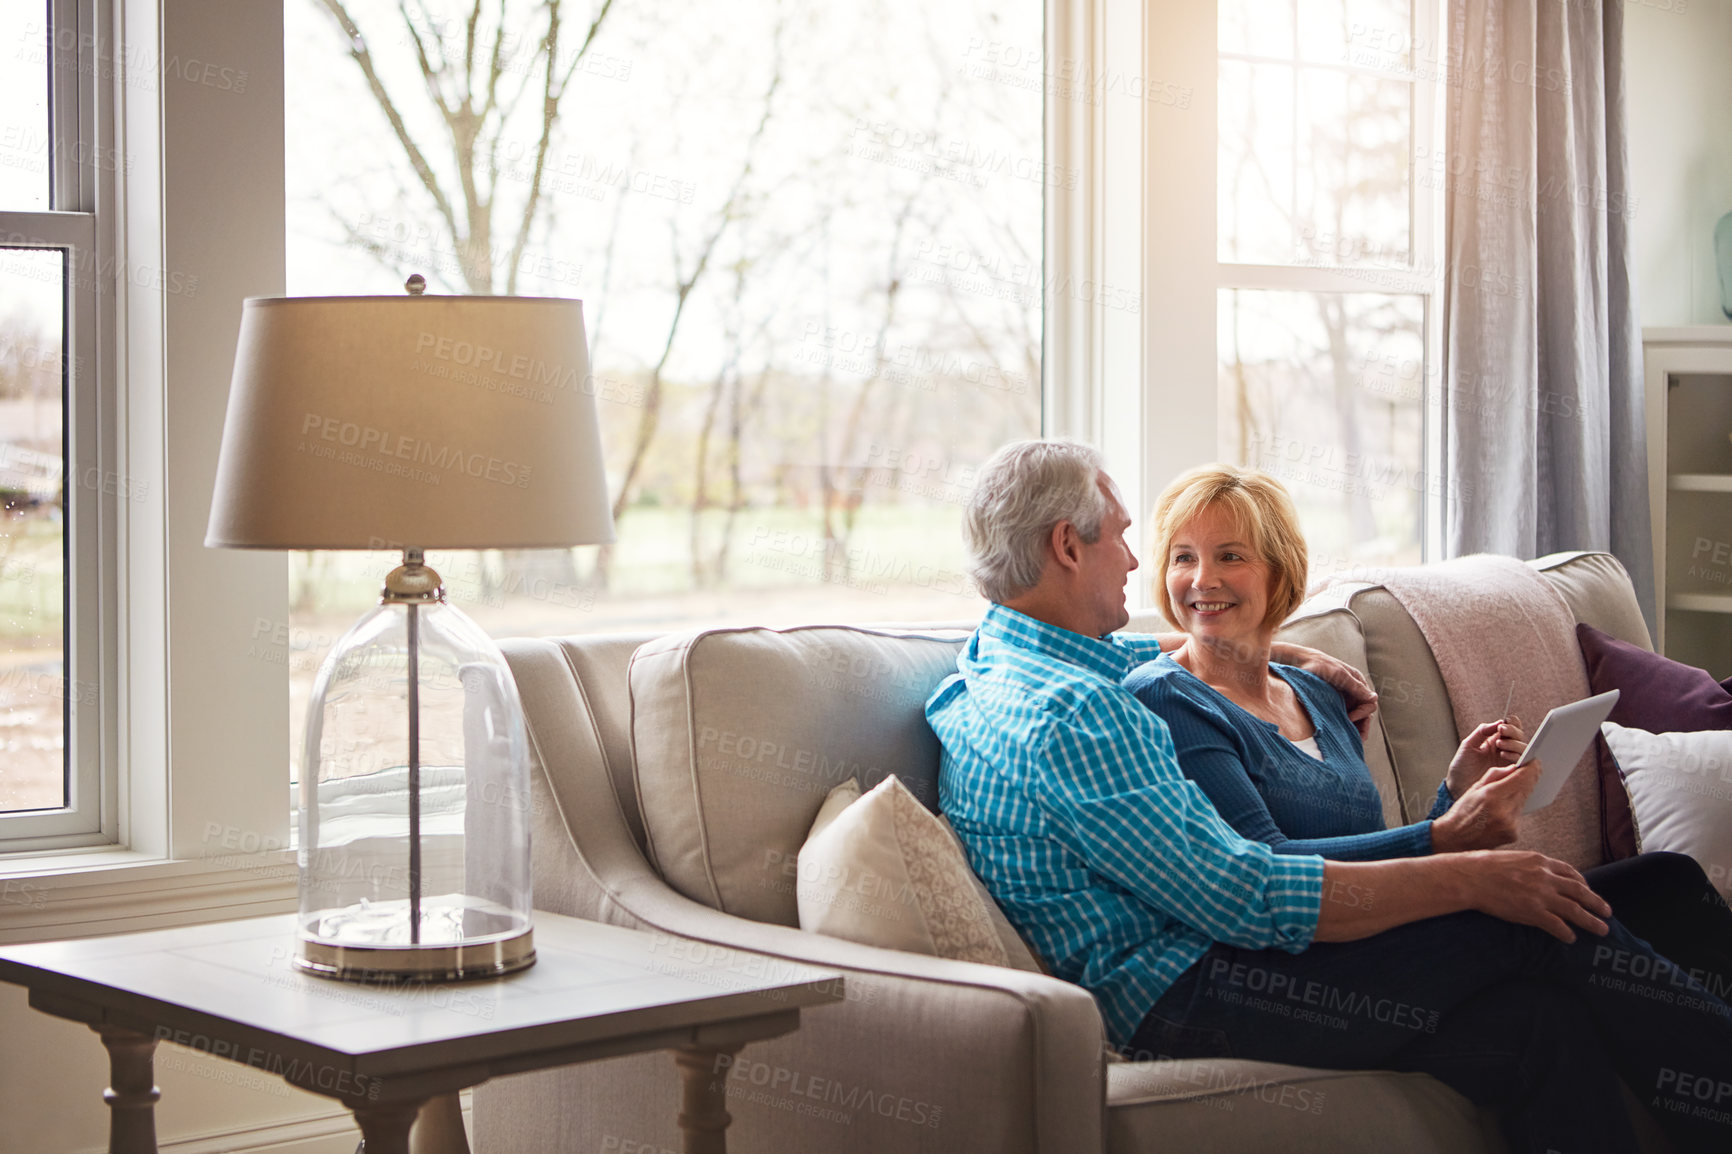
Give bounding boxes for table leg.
[353,1099,425,1154]
[93,1024,160,1154]
[409,1092,470,1154]
[674,1043,743,1154]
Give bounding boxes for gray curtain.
[1444,0,1654,631]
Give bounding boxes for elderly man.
[926,438,1732,1154]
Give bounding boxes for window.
[0,0,119,849]
[1147,0,1447,577]
[1217,0,1444,572]
[283,0,1045,780]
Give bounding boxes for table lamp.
[206,280,614,981]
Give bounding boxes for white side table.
[0,911,843,1154]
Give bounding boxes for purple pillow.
[1576,623,1732,860]
[1577,623,1732,732]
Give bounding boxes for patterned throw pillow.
[796,776,1042,971]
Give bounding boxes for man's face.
[1075,474,1139,636]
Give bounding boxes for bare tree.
[816,195,918,581]
[689,249,777,587]
[585,35,785,586]
[318,0,617,293]
[607,52,784,527]
[316,0,618,588]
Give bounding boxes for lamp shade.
[206,294,615,550]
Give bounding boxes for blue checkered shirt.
[926,604,1326,1045]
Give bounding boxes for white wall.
[1625,0,1732,326]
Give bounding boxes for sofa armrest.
[500,635,1108,1152]
[600,859,1109,1153]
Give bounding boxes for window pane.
[1217,288,1424,572]
[1220,0,1294,59]
[1218,59,1296,264]
[0,248,66,813]
[1298,0,1410,69]
[284,0,1042,779]
[1219,61,1411,266]
[1297,68,1411,265]
[0,5,53,210]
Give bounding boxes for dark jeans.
[1129,902,1732,1154]
[1588,851,1732,1003]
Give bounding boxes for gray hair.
[964,439,1108,603]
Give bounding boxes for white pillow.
[796,776,1042,971]
[1601,721,1732,899]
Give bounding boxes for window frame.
[1141,0,1451,581]
[0,0,1132,926]
[1,0,291,905]
[1045,0,1152,601]
[0,0,121,849]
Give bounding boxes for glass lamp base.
[295,926,536,982]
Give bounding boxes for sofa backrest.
[1275,551,1650,865]
[628,625,969,926]
[507,550,1651,925]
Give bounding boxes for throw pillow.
[1601,721,1732,900]
[796,776,1042,972]
[1578,623,1732,730]
[1576,624,1732,860]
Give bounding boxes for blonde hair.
[1151,464,1308,631]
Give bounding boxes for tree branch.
[318,0,460,245]
[506,0,619,293]
[610,39,783,523]
[397,0,445,102]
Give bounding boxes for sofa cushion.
[1311,584,1461,825]
[1533,551,1654,651]
[1106,1059,1499,1153]
[629,624,968,925]
[1106,1058,1672,1153]
[797,776,1043,970]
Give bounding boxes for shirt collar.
[978,603,1137,683]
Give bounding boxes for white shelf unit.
[1643,326,1732,678]
[1670,474,1732,493]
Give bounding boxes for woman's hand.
[1431,754,1538,852]
[1446,717,1527,800]
[1272,643,1378,737]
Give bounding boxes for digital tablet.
[1516,689,1621,814]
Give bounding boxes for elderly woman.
[1125,463,1732,992]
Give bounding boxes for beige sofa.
[475,551,1666,1153]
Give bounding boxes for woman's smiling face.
[1164,504,1275,647]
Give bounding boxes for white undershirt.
[1290,734,1324,760]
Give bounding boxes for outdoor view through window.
[283,0,1044,784]
[1216,0,1432,572]
[0,9,66,815]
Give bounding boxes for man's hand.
[1445,717,1527,800]
[1431,751,1537,853]
[1272,643,1378,737]
[1452,850,1611,943]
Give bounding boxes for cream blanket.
[1316,555,1600,868]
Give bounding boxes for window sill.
[0,848,297,944]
